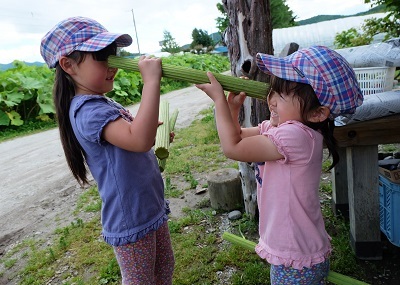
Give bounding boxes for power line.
[131,9,141,54]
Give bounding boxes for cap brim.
[256,52,309,85]
[76,32,132,52]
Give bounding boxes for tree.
[270,0,296,28]
[363,0,400,41]
[119,49,134,57]
[335,0,400,48]
[334,27,372,48]
[216,3,229,35]
[223,0,273,219]
[191,29,214,54]
[160,30,181,54]
[216,0,296,35]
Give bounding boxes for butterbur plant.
[107,69,142,106]
[108,55,268,100]
[0,61,54,126]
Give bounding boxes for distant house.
[211,46,228,55]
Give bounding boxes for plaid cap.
[256,45,363,117]
[40,16,132,68]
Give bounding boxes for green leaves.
[0,61,54,127]
[6,110,23,126]
[0,110,9,126]
[107,69,141,106]
[0,92,24,107]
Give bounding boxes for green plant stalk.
[155,101,170,160]
[158,109,179,172]
[108,56,268,100]
[169,109,179,131]
[222,232,370,285]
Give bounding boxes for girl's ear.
[309,106,330,123]
[58,56,76,75]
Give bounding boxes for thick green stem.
[222,232,369,285]
[155,101,170,160]
[108,56,269,100]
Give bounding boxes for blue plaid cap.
[256,45,363,117]
[40,16,132,68]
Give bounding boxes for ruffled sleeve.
[72,96,121,145]
[261,121,320,165]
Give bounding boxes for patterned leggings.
[270,259,330,285]
[113,221,175,285]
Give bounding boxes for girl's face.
[70,55,118,95]
[267,90,303,125]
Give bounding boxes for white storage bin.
[354,66,396,95]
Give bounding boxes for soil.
[0,85,399,284]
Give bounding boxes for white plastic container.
[354,66,396,95]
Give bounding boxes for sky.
[0,0,373,64]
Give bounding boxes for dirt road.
[0,85,213,255]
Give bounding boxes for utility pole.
[131,9,141,54]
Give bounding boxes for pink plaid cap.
[40,16,132,68]
[256,45,363,117]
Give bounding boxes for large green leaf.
[19,75,44,90]
[0,110,10,125]
[7,110,24,126]
[0,92,25,107]
[36,89,55,114]
[38,102,55,114]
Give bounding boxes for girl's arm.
[226,92,260,138]
[196,72,283,162]
[103,56,162,152]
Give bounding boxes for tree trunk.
[207,168,244,211]
[222,0,273,219]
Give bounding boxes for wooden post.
[331,147,349,218]
[207,168,244,211]
[346,145,382,260]
[238,162,258,216]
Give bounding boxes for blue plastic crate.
[379,175,400,247]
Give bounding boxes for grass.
[0,106,398,284]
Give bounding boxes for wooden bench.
[332,113,400,260]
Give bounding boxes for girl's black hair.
[269,75,339,170]
[53,43,117,186]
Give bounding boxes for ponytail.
[308,119,339,170]
[53,52,89,186]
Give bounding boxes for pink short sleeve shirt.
[254,120,331,270]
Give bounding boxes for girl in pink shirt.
[196,46,363,284]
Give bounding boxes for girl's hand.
[196,72,225,103]
[227,91,246,113]
[157,121,175,143]
[138,55,162,84]
[169,131,175,143]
